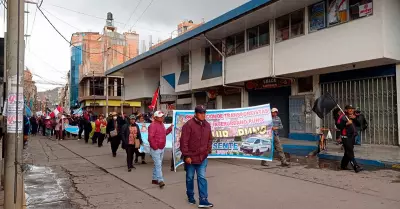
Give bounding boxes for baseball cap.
[129,115,136,120]
[345,105,355,110]
[195,105,207,113]
[271,108,279,113]
[154,111,165,118]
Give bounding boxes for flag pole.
[326,92,350,121]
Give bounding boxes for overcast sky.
[0,0,249,91]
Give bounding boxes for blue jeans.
[186,159,208,199]
[355,131,361,145]
[150,148,164,182]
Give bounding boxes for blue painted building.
[70,34,83,108]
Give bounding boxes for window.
[290,10,305,38]
[181,55,189,71]
[349,0,373,20]
[247,22,270,51]
[276,9,304,42]
[327,0,349,26]
[226,32,245,56]
[309,1,327,32]
[275,14,290,42]
[254,139,260,144]
[298,76,313,93]
[205,43,222,64]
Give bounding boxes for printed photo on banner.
[172,104,274,170]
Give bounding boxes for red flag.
[148,87,160,111]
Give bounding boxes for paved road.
[23,136,400,209]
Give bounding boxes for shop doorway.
[248,87,291,137]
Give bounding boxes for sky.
[0,0,249,91]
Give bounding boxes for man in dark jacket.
[106,112,122,157]
[180,105,213,208]
[121,115,142,172]
[337,105,363,173]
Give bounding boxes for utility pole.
[92,71,95,114]
[4,0,25,208]
[120,78,124,115]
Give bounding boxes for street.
[22,136,400,209]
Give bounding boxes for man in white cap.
[148,111,173,188]
[261,107,290,167]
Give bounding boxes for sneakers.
[281,161,290,167]
[260,161,269,166]
[198,199,213,208]
[188,197,196,205]
[141,161,147,164]
[159,181,165,189]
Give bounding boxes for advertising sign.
[309,1,326,32]
[172,104,274,170]
[137,123,173,153]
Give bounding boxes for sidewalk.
[280,138,400,169]
[23,135,400,209]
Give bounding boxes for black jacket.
[121,123,142,146]
[336,114,361,138]
[106,118,123,137]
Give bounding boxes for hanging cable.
[123,0,143,31]
[129,0,155,31]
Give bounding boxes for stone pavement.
[23,135,400,209]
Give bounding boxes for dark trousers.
[84,123,91,143]
[135,152,145,162]
[341,136,358,170]
[126,145,138,169]
[110,136,121,154]
[78,126,83,139]
[42,126,46,136]
[93,132,105,147]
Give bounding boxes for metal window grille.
[321,76,398,145]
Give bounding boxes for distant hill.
[38,87,60,106]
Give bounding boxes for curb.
[281,144,400,169]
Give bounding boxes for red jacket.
[180,117,213,164]
[148,121,172,150]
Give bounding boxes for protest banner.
[137,123,173,153]
[172,104,274,171]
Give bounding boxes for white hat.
[154,111,165,118]
[46,116,50,119]
[271,108,279,113]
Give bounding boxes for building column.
[396,65,400,145]
[216,95,223,109]
[313,75,321,134]
[114,78,118,96]
[191,93,196,109]
[241,89,249,107]
[86,79,90,96]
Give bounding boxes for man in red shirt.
[148,111,173,188]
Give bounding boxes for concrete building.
[106,0,400,146]
[71,12,141,114]
[24,69,38,112]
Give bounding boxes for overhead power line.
[41,7,82,31]
[123,0,143,31]
[37,5,131,59]
[44,3,162,33]
[129,0,155,31]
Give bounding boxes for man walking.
[261,108,290,167]
[148,111,173,188]
[180,105,213,208]
[121,115,142,172]
[337,105,363,173]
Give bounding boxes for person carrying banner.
[337,105,363,173]
[106,112,122,157]
[148,111,173,189]
[261,108,290,167]
[121,115,142,172]
[180,105,213,208]
[134,114,147,164]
